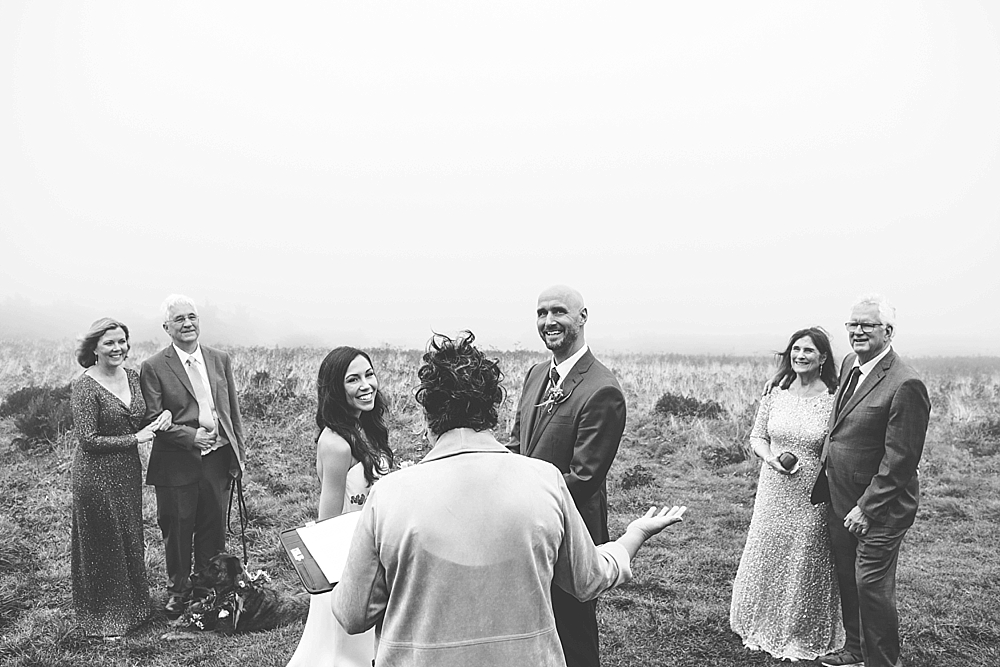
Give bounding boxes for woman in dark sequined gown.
[71,318,171,637]
[730,327,845,661]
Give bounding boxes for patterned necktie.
[185,357,217,431]
[537,367,561,413]
[838,367,862,415]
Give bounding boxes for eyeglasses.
[844,321,883,333]
[171,314,199,325]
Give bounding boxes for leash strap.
[227,476,250,565]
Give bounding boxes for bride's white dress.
[287,462,375,667]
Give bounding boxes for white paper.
[295,511,362,585]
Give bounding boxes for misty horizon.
[2,295,997,360]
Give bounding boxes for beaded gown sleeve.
[72,373,142,453]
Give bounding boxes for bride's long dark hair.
[316,347,393,484]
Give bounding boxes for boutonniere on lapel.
[535,385,568,414]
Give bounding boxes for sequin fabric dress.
[730,389,845,661]
[71,369,150,636]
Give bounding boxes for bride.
[287,347,394,666]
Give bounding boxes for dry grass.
[1,341,998,666]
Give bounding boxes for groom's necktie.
[837,367,862,416]
[185,357,217,432]
[536,367,561,416]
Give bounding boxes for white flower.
[535,386,567,414]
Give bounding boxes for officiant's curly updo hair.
[416,331,506,436]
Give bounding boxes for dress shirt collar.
[854,344,892,379]
[550,344,589,388]
[173,343,205,367]
[421,428,511,463]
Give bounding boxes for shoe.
[818,648,863,666]
[164,594,186,618]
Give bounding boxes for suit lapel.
[525,352,593,457]
[521,364,549,456]
[201,347,223,407]
[833,350,895,427]
[821,358,853,463]
[164,346,198,401]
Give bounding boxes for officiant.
[332,331,687,667]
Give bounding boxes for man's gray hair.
[161,294,198,323]
[853,293,896,330]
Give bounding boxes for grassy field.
[1,340,998,666]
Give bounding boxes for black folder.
[279,511,361,594]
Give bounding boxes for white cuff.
[598,541,633,588]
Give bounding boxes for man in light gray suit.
[140,295,247,617]
[813,294,930,667]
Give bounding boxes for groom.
[813,294,930,667]
[140,294,247,617]
[510,284,626,667]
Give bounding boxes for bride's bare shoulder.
[317,427,353,463]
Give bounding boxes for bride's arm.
[316,429,355,521]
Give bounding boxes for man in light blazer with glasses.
[812,294,930,667]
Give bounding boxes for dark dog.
[176,553,300,634]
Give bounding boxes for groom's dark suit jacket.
[814,349,930,526]
[141,344,246,487]
[510,350,626,544]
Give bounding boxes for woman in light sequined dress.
[730,327,845,661]
[71,318,171,637]
[286,346,394,667]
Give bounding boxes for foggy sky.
[2,1,999,357]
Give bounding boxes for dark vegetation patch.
[654,392,724,420]
[700,442,747,468]
[0,384,73,448]
[951,417,1000,458]
[619,463,656,491]
[238,370,313,423]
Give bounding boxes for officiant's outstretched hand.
[617,505,687,558]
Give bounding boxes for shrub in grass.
[0,384,73,447]
[700,442,746,468]
[653,392,724,420]
[620,464,656,491]
[952,417,1000,458]
[239,370,311,423]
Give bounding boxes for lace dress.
[71,369,150,636]
[730,389,845,661]
[287,461,376,666]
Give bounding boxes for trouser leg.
[193,446,233,572]
[856,525,908,667]
[551,584,600,667]
[828,506,863,658]
[155,482,199,595]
